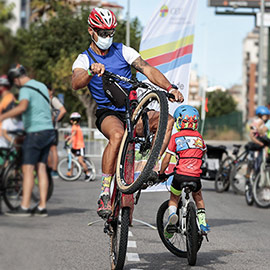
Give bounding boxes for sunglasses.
[94,28,115,38]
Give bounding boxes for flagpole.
[126,0,130,47]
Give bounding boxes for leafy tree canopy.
[206,89,237,117]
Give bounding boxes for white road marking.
[126,252,140,261]
[128,231,133,237]
[128,240,137,248]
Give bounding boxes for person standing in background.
[47,84,67,178]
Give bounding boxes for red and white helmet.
[0,75,10,87]
[70,112,81,120]
[88,8,117,30]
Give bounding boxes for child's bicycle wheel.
[116,90,168,194]
[156,200,187,258]
[84,157,96,180]
[57,157,82,181]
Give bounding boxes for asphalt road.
[1,172,270,270]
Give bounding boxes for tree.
[0,0,15,73]
[13,7,142,127]
[205,89,237,117]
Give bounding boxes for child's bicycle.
[57,142,96,181]
[156,173,208,266]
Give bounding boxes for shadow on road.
[208,218,253,227]
[126,249,234,269]
[47,207,90,216]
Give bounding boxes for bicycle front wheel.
[253,169,270,208]
[156,200,187,258]
[57,157,82,181]
[230,160,247,195]
[186,202,199,266]
[110,207,130,270]
[215,157,232,193]
[2,162,23,210]
[116,91,168,194]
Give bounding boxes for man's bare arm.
[132,56,184,102]
[72,68,92,90]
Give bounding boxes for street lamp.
[126,0,130,46]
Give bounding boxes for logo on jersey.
[193,138,203,149]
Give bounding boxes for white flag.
[137,0,198,115]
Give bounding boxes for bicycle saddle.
[7,129,26,136]
[233,144,241,149]
[180,182,198,192]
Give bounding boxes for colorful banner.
[136,0,198,192]
[137,0,198,115]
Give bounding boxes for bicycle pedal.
[166,224,177,234]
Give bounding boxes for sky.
[116,0,255,88]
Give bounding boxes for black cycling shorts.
[171,174,202,194]
[95,108,126,132]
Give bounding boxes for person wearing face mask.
[0,65,55,217]
[72,8,184,219]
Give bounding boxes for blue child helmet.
[173,105,200,131]
[255,106,270,116]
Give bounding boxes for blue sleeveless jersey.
[82,43,132,111]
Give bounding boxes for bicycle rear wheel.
[110,207,130,270]
[156,200,187,258]
[230,160,247,195]
[253,169,270,208]
[57,157,82,181]
[32,166,54,202]
[186,202,199,266]
[84,157,96,180]
[116,91,168,194]
[215,157,232,193]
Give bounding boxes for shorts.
[22,129,55,165]
[71,148,85,157]
[171,174,202,195]
[51,129,59,146]
[95,108,126,132]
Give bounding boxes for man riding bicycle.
[72,8,184,218]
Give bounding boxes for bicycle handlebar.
[103,70,176,100]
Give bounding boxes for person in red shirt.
[159,105,210,238]
[66,112,91,181]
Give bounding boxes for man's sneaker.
[31,206,48,217]
[164,213,178,239]
[5,206,32,217]
[51,171,59,179]
[197,211,210,233]
[97,193,112,219]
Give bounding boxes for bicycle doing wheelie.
[156,173,208,266]
[95,70,174,270]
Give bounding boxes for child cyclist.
[159,105,210,238]
[66,112,91,181]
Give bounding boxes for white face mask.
[93,35,113,50]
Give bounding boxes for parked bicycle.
[94,70,174,270]
[156,173,208,266]
[252,138,270,208]
[0,130,53,210]
[57,142,96,182]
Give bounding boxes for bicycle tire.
[2,161,23,210]
[116,91,168,194]
[186,202,199,266]
[253,169,270,208]
[229,160,247,195]
[57,157,82,181]
[156,200,187,258]
[215,156,232,193]
[84,157,96,180]
[31,166,54,202]
[110,207,130,270]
